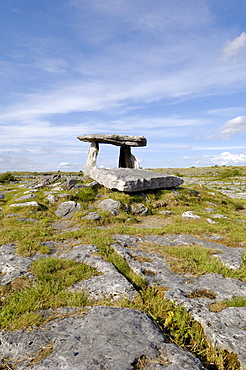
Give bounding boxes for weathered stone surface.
[165,274,246,367]
[78,134,147,147]
[88,167,184,192]
[31,174,61,188]
[60,244,136,301]
[82,211,101,220]
[206,217,216,224]
[0,243,38,286]
[182,211,201,220]
[55,201,81,218]
[131,203,148,215]
[159,210,173,215]
[47,194,57,203]
[145,234,244,270]
[96,198,121,215]
[111,235,246,368]
[9,201,41,208]
[14,194,37,202]
[0,306,206,370]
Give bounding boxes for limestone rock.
[78,134,147,147]
[88,167,184,192]
[96,198,121,215]
[182,211,201,220]
[60,244,136,301]
[55,201,81,218]
[131,203,148,215]
[165,274,246,368]
[82,211,101,220]
[0,243,37,286]
[206,218,216,224]
[0,306,206,370]
[9,201,41,208]
[47,194,57,203]
[14,194,37,202]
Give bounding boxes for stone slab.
[77,134,147,147]
[0,306,206,369]
[89,167,184,192]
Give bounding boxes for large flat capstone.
[89,167,184,192]
[77,134,147,147]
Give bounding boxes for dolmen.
[77,134,183,192]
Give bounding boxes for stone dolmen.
[77,134,183,192]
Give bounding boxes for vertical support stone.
[84,141,99,177]
[119,146,139,169]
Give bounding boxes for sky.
[1,0,246,172]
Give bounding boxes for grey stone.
[159,210,173,215]
[82,211,101,220]
[0,306,206,370]
[131,203,148,215]
[60,244,136,301]
[112,237,186,288]
[0,193,5,199]
[96,198,121,215]
[88,167,183,192]
[47,194,57,203]
[14,194,37,202]
[165,274,246,368]
[211,214,228,219]
[205,208,216,212]
[0,243,35,286]
[78,134,147,147]
[55,201,81,218]
[84,180,98,188]
[112,235,246,368]
[66,178,77,189]
[9,201,41,208]
[182,211,201,220]
[17,218,39,223]
[206,218,216,224]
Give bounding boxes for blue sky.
[1,0,246,172]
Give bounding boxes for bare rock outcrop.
[0,306,207,370]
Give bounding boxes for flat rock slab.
[0,306,206,370]
[77,134,147,147]
[89,167,184,192]
[59,244,137,301]
[112,235,246,368]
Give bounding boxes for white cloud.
[222,31,246,60]
[219,116,246,139]
[204,151,246,166]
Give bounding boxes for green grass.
[0,257,98,330]
[210,296,246,312]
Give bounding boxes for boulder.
[88,167,184,192]
[96,198,121,215]
[0,306,206,369]
[55,201,81,218]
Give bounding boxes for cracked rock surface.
[0,306,206,370]
[112,235,246,368]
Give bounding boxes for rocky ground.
[0,167,246,369]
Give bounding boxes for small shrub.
[0,172,19,183]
